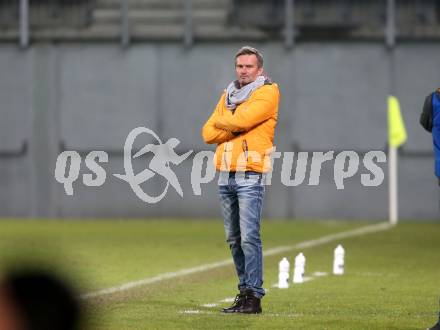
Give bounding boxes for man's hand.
[214,87,276,133]
[202,93,243,144]
[214,110,244,133]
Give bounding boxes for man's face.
[235,54,263,87]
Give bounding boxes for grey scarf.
[225,76,266,110]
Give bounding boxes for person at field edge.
[419,88,440,330]
[420,88,440,185]
[201,46,280,314]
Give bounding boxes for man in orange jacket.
[202,46,280,314]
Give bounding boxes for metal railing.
[386,0,396,47]
[121,0,130,47]
[231,0,439,48]
[285,0,295,49]
[6,0,440,48]
[13,0,95,47]
[119,0,193,48]
[183,0,193,48]
[20,0,29,48]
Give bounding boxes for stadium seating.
[0,0,439,42]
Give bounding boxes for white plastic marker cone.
[278,257,290,289]
[333,244,345,275]
[293,253,306,284]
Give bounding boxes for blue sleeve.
[432,93,440,178]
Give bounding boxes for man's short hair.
[235,46,264,68]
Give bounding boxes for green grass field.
[0,219,438,329]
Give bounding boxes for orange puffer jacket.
[202,83,280,173]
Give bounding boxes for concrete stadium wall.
[0,42,439,220]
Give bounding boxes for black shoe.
[428,322,440,330]
[222,291,246,313]
[237,289,262,314]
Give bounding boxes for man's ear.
[258,67,264,76]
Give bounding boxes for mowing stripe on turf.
[81,222,393,299]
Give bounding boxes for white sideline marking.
[82,222,392,299]
[302,276,314,283]
[271,271,329,288]
[204,289,270,309]
[201,303,218,308]
[312,271,328,277]
[179,310,298,317]
[180,310,203,314]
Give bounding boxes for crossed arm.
[202,89,276,144]
[214,93,275,133]
[201,95,236,144]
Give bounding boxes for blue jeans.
[218,171,266,299]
